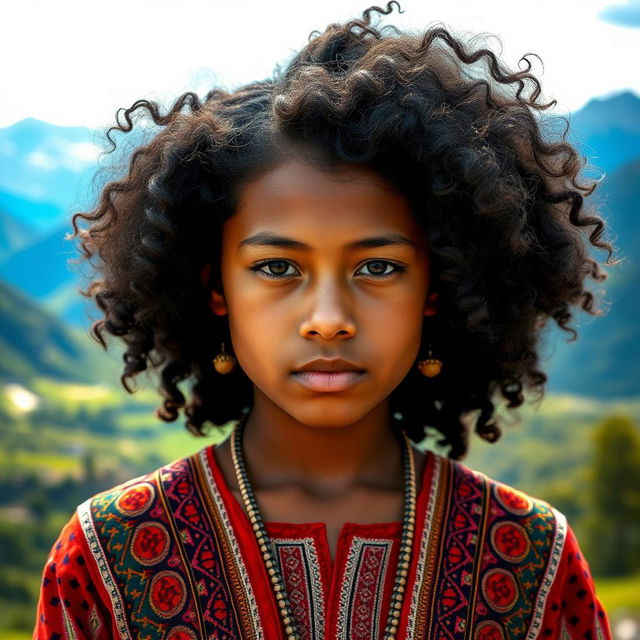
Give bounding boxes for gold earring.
[417,344,442,377]
[212,341,236,374]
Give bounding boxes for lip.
[291,370,366,392]
[293,357,365,373]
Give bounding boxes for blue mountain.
[565,91,640,174]
[542,158,640,397]
[0,93,639,395]
[0,206,38,263]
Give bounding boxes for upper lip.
[293,358,365,373]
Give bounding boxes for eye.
[249,260,300,279]
[357,260,407,279]
[249,259,406,280]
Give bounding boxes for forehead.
[227,157,426,250]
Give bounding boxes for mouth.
[291,370,366,392]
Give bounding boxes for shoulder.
[77,447,210,544]
[429,453,569,610]
[443,455,567,547]
[78,467,162,527]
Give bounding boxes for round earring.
[212,341,236,374]
[417,344,442,377]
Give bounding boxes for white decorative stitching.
[271,536,326,640]
[406,454,442,640]
[336,536,393,640]
[525,507,568,640]
[77,498,133,640]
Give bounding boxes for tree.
[584,414,640,576]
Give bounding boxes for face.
[205,156,438,429]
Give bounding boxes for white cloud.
[27,150,56,170]
[56,140,102,171]
[0,0,638,127]
[65,142,101,163]
[23,140,101,172]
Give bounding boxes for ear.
[424,289,439,317]
[201,263,228,316]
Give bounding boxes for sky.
[1,0,640,129]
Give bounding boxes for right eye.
[249,260,300,280]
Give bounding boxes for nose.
[298,276,356,340]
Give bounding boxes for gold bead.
[285,626,295,635]
[277,599,287,609]
[271,575,280,585]
[417,353,442,377]
[268,567,276,576]
[213,342,236,374]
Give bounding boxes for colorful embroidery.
[195,448,265,639]
[482,568,519,613]
[271,537,325,640]
[130,521,170,566]
[406,453,446,639]
[64,445,600,640]
[162,454,262,639]
[474,619,506,640]
[77,496,133,640]
[473,479,567,639]
[429,460,489,640]
[337,537,393,640]
[167,625,198,640]
[114,482,155,516]
[490,521,530,563]
[525,508,567,639]
[149,570,187,618]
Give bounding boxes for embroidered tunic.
[33,444,612,639]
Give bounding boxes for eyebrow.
[238,231,419,251]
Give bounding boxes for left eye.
[359,261,403,277]
[249,260,406,280]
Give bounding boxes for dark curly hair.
[69,2,617,459]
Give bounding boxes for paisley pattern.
[33,444,612,640]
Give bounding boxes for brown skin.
[206,156,439,561]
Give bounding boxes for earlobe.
[208,288,228,316]
[201,263,228,316]
[424,290,439,317]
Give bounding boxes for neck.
[240,390,404,500]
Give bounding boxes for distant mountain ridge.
[566,91,640,174]
[0,279,117,385]
[0,92,639,396]
[0,207,37,263]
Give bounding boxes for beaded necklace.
[229,413,417,640]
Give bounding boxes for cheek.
[367,295,425,371]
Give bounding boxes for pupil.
[271,261,287,274]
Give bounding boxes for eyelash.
[249,259,407,280]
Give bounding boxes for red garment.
[33,444,612,639]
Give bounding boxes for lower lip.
[291,370,366,392]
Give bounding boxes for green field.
[1,377,639,637]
